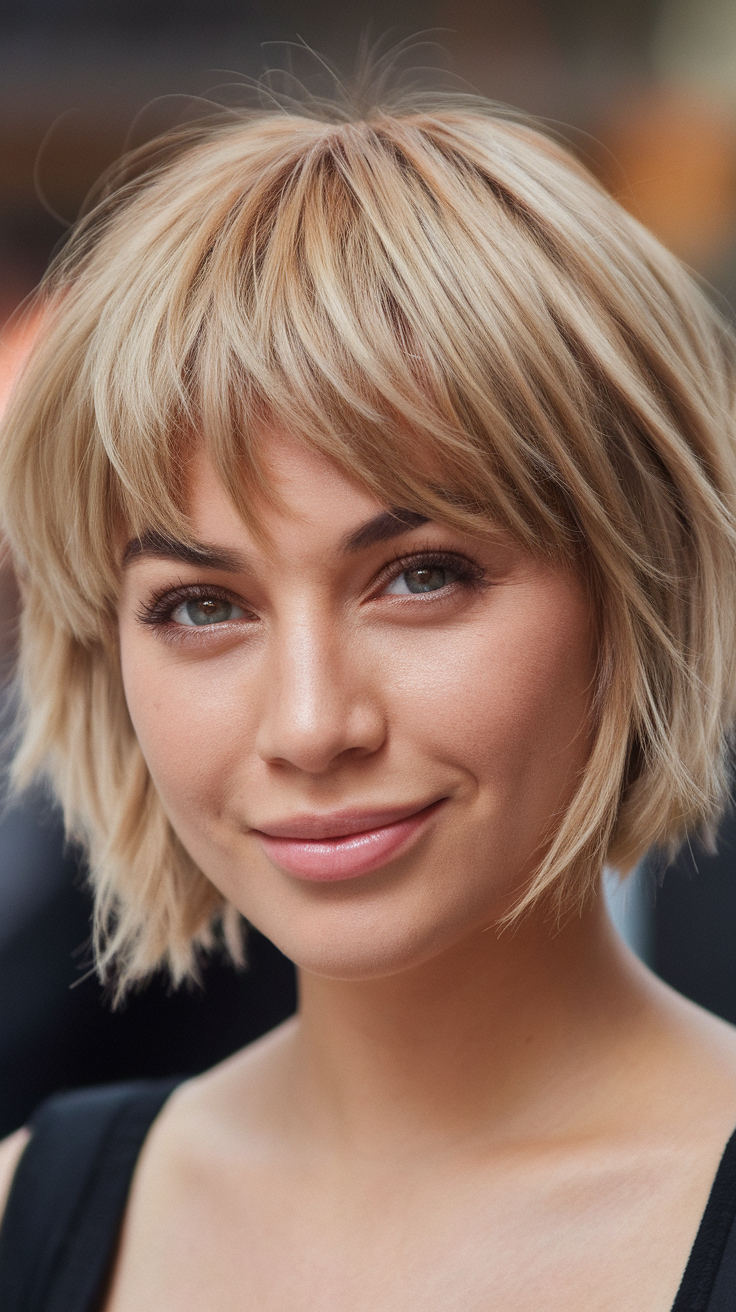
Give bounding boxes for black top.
[0,1081,735,1311]
[0,1080,181,1312]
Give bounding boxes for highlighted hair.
[2,96,736,990]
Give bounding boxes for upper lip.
[252,799,445,841]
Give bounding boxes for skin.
[120,440,597,979]
[4,430,736,1309]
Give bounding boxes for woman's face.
[118,433,596,978]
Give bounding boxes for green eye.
[173,598,245,626]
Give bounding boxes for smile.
[251,799,447,882]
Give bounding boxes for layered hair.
[2,93,736,990]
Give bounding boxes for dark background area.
[3,0,736,1135]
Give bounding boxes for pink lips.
[252,800,445,882]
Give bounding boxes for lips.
[251,799,446,882]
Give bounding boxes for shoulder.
[634,968,736,1144]
[0,1129,30,1223]
[0,1081,184,1312]
[0,1079,181,1240]
[118,1022,300,1190]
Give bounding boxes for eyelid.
[371,548,487,595]
[372,545,482,582]
[136,581,253,628]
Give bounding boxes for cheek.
[119,638,251,828]
[386,579,594,805]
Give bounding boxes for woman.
[0,94,736,1311]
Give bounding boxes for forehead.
[188,432,380,537]
[182,433,431,561]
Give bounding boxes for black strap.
[672,1127,736,1312]
[706,1208,736,1312]
[0,1078,181,1312]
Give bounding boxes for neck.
[286,892,653,1158]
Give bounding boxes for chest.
[103,1149,706,1312]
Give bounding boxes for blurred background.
[2,0,736,1135]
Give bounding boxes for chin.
[188,827,525,981]
[240,883,503,982]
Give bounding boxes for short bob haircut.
[2,94,736,992]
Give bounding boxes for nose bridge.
[255,599,383,773]
[278,609,342,732]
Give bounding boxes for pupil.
[406,567,446,593]
[186,599,231,625]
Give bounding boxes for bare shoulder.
[0,1128,30,1222]
[125,1019,301,1189]
[638,965,736,1124]
[162,1018,300,1137]
[652,970,736,1061]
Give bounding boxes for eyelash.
[137,583,250,630]
[137,549,487,632]
[375,549,487,595]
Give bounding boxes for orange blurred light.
[600,87,736,268]
[0,310,42,421]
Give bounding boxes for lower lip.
[254,801,445,882]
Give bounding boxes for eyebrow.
[122,508,430,571]
[340,508,429,552]
[122,531,247,572]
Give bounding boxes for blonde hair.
[2,94,736,990]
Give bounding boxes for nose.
[254,617,386,775]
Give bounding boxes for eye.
[383,561,465,596]
[377,549,487,600]
[171,597,247,627]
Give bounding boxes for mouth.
[251,798,447,882]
